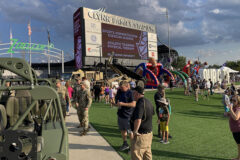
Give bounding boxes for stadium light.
[158,8,171,66]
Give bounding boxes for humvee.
[0,58,68,160]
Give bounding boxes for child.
[109,86,116,108]
[193,80,199,102]
[158,98,170,144]
[223,89,230,116]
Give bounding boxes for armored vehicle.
[0,58,68,160]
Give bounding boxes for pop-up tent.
[220,66,239,73]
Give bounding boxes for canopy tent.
[220,66,239,73]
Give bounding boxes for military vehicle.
[62,69,103,81]
[0,58,68,160]
[106,54,145,88]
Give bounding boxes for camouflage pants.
[61,104,66,118]
[77,107,89,131]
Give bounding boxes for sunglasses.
[232,100,238,102]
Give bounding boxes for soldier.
[73,77,82,127]
[73,77,82,100]
[56,79,71,119]
[76,81,92,136]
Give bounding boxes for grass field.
[89,88,236,160]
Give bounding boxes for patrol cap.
[80,81,87,87]
[133,86,144,95]
[56,79,61,83]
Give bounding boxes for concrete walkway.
[65,107,123,160]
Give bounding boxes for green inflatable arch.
[179,71,189,79]
[171,71,187,86]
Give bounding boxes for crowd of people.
[57,75,240,160]
[58,76,171,159]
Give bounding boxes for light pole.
[157,9,171,66]
[166,9,171,66]
[96,45,102,64]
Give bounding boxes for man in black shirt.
[93,84,101,102]
[131,86,154,160]
[114,81,136,151]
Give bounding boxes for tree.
[171,56,186,70]
[208,64,221,69]
[225,61,240,71]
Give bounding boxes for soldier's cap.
[80,81,87,86]
[133,86,144,95]
[56,79,61,83]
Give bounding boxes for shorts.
[118,116,131,131]
[160,121,169,132]
[233,132,240,144]
[105,92,109,95]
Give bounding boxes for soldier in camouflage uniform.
[73,77,82,128]
[76,81,92,136]
[56,79,71,119]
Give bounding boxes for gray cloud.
[0,0,240,49]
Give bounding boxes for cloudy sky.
[0,0,239,64]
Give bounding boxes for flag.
[47,29,51,44]
[28,21,32,36]
[10,28,13,45]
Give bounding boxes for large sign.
[73,8,82,69]
[73,7,158,67]
[8,38,54,53]
[102,23,148,60]
[83,8,156,33]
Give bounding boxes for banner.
[73,8,82,69]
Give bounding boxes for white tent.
[220,66,239,73]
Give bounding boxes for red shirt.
[68,87,74,99]
[229,106,240,132]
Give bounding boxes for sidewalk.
[65,107,123,160]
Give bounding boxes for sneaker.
[160,139,164,143]
[119,143,129,151]
[66,112,70,116]
[164,141,170,144]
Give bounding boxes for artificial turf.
[89,88,236,160]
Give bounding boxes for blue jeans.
[66,101,69,112]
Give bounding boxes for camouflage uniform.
[56,84,70,118]
[76,87,92,132]
[73,83,82,108]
